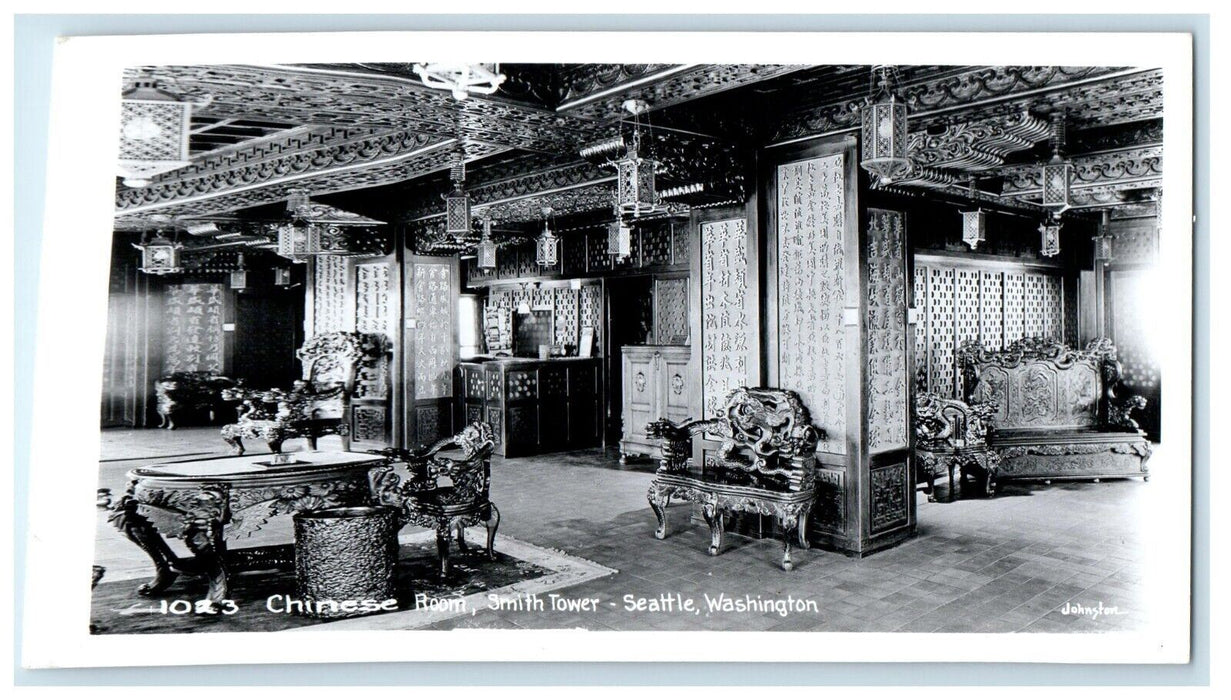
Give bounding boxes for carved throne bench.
[154,371,237,429]
[958,337,1152,483]
[220,332,384,455]
[914,392,1001,501]
[645,387,824,571]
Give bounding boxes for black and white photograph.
[18,26,1197,669]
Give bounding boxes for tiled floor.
[95,427,1152,633]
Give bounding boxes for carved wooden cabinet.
[619,345,692,462]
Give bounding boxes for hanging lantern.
[412,63,505,101]
[229,253,249,290]
[607,215,632,260]
[1092,211,1115,263]
[277,220,321,262]
[1041,112,1073,214]
[860,65,911,184]
[286,189,311,217]
[133,233,183,275]
[1039,216,1062,258]
[613,100,664,218]
[477,216,498,271]
[445,155,471,241]
[960,180,986,250]
[117,78,202,188]
[535,208,559,268]
[273,267,293,286]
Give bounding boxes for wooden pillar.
[762,136,915,557]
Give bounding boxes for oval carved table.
[108,451,388,611]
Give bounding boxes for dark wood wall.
[100,233,306,428]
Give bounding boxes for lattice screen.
[916,261,1065,397]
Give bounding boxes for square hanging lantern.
[1092,211,1114,263]
[477,218,497,271]
[229,269,249,290]
[445,188,471,240]
[1039,218,1062,258]
[607,218,632,259]
[117,80,195,188]
[1041,157,1073,213]
[277,221,322,262]
[134,235,183,275]
[615,154,659,217]
[860,66,911,184]
[273,267,293,286]
[961,209,987,250]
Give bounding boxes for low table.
[108,451,387,610]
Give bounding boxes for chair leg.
[702,504,724,556]
[436,525,452,577]
[484,504,500,561]
[456,521,469,552]
[796,510,811,549]
[648,490,670,540]
[223,435,245,456]
[947,463,957,502]
[267,439,284,454]
[925,472,937,503]
[306,436,318,451]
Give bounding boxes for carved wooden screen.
[775,153,847,455]
[865,209,909,453]
[699,217,752,419]
[407,256,458,447]
[162,283,225,374]
[915,258,1066,397]
[653,276,689,345]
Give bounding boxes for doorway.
[603,275,655,445]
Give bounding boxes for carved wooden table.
[108,452,387,610]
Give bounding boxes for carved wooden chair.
[220,332,384,455]
[914,391,1001,501]
[154,371,237,429]
[369,422,500,577]
[645,387,823,571]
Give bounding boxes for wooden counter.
[458,357,602,457]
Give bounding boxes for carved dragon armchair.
[220,332,385,455]
[914,391,1001,501]
[369,422,499,577]
[645,387,824,570]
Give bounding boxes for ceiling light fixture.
[860,65,911,185]
[445,152,472,242]
[535,207,559,268]
[412,63,506,101]
[960,180,987,250]
[477,214,498,271]
[118,77,210,188]
[1039,214,1062,258]
[1041,111,1073,214]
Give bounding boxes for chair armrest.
[645,417,722,472]
[1108,395,1148,431]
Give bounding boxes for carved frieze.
[776,153,846,454]
[865,209,908,453]
[998,145,1163,200]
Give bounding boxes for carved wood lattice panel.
[700,218,751,419]
[580,285,602,350]
[414,262,454,400]
[553,287,579,347]
[654,277,690,345]
[312,256,348,334]
[865,209,908,453]
[916,263,1065,397]
[162,283,225,374]
[776,153,846,454]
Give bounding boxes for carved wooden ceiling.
[114,62,1164,252]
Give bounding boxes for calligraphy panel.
[776,153,846,454]
[414,262,454,400]
[700,218,750,419]
[865,209,908,453]
[162,283,225,374]
[313,256,348,334]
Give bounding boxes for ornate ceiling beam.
[768,66,1158,146]
[997,145,1163,199]
[556,64,807,121]
[128,64,606,153]
[114,130,505,226]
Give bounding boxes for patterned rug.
[91,528,616,634]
